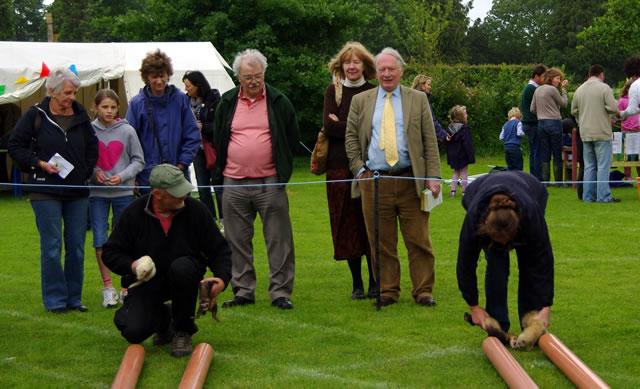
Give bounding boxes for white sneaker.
[102,287,118,308]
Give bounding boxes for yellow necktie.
[380,92,398,166]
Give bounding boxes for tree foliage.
[11,0,46,41]
[1,0,16,40]
[465,0,613,81]
[577,0,640,81]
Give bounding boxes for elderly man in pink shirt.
[213,49,300,310]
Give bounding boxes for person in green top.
[520,64,546,181]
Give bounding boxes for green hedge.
[405,64,538,156]
[300,63,582,158]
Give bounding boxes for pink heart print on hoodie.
[98,140,125,171]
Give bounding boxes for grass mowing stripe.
[218,352,392,389]
[0,309,118,338]
[0,356,109,389]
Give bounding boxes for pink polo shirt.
[223,87,277,179]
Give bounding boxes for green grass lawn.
[0,156,639,388]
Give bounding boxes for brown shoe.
[373,296,396,307]
[417,296,437,307]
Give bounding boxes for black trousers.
[114,256,205,344]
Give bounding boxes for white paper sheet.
[48,153,74,179]
[612,132,623,154]
[625,133,640,155]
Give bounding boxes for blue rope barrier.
[0,176,637,191]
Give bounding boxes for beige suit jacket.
[345,85,441,198]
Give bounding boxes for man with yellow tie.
[345,47,442,307]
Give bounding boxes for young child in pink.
[618,79,640,180]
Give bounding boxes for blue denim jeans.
[193,148,223,220]
[537,119,563,168]
[89,195,133,248]
[582,140,613,202]
[504,144,523,171]
[522,123,541,180]
[31,198,89,311]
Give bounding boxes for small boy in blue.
[499,107,525,171]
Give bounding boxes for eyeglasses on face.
[240,73,263,81]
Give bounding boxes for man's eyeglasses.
[241,73,263,81]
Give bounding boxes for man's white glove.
[135,255,156,282]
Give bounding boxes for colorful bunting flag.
[40,62,50,78]
[0,85,5,95]
[16,77,28,84]
[68,64,78,75]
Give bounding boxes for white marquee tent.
[0,41,236,188]
[0,41,236,105]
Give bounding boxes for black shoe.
[417,296,437,307]
[351,288,365,300]
[153,304,174,346]
[49,307,68,314]
[367,285,378,299]
[171,331,193,357]
[374,296,396,307]
[271,296,293,309]
[68,305,88,312]
[608,198,621,203]
[222,296,255,308]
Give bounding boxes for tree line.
[3,0,639,151]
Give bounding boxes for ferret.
[464,312,517,346]
[512,310,546,350]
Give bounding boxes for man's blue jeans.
[31,198,88,311]
[522,123,541,180]
[582,140,613,202]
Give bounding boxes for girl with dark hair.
[456,171,554,334]
[182,71,223,228]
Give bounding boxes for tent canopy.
[0,41,236,105]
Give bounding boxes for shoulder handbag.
[310,83,342,175]
[144,98,167,164]
[202,137,217,169]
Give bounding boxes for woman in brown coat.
[323,42,377,299]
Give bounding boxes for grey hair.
[232,49,268,75]
[45,67,81,95]
[374,47,406,70]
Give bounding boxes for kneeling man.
[103,164,231,357]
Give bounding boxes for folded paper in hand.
[421,188,442,212]
[48,153,74,179]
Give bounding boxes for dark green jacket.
[520,83,538,125]
[213,83,300,184]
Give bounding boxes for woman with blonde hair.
[412,75,448,141]
[530,67,568,184]
[323,42,377,299]
[445,105,475,197]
